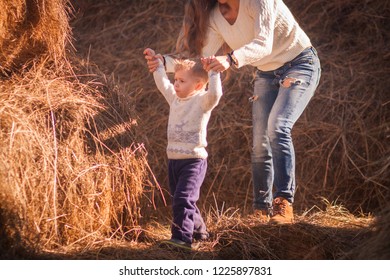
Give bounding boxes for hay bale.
[0,0,153,256]
[0,61,151,255]
[0,0,71,75]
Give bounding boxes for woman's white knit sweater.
[205,0,311,71]
[167,0,311,72]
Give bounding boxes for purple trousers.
[168,158,207,244]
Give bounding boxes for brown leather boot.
[270,197,294,225]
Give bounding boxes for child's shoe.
[193,231,210,241]
[160,238,196,251]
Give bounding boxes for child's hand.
[143,48,162,73]
[201,56,215,70]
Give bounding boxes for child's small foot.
[193,231,211,241]
[160,238,198,251]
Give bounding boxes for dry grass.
[0,0,71,75]
[25,200,373,260]
[0,0,389,259]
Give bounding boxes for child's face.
[174,69,201,98]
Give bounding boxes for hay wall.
[287,0,390,212]
[0,0,151,255]
[71,0,389,214]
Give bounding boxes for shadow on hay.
[0,208,39,260]
[0,222,374,260]
[217,222,372,260]
[85,105,137,155]
[72,68,141,155]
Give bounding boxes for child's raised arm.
[144,48,176,105]
[143,48,163,73]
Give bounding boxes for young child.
[143,48,223,250]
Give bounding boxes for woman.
[147,0,321,225]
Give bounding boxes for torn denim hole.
[249,95,259,102]
[280,76,303,88]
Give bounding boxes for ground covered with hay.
[0,0,389,260]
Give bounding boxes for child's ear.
[195,81,204,90]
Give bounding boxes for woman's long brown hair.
[176,0,218,57]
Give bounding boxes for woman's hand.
[143,48,163,72]
[202,55,231,73]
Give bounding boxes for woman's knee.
[268,120,293,143]
[251,134,271,160]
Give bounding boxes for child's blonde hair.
[174,59,208,84]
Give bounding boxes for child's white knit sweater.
[153,64,222,159]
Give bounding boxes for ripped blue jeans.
[251,47,321,212]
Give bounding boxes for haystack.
[0,0,70,75]
[0,0,151,256]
